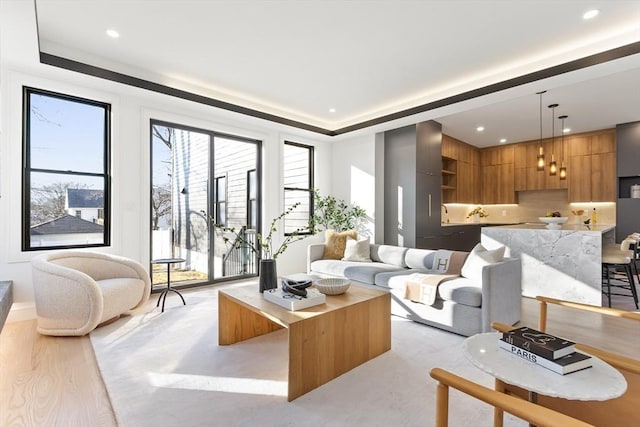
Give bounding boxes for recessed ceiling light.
[563,127,571,133]
[329,108,336,113]
[499,138,507,143]
[106,29,120,38]
[476,126,485,132]
[583,9,599,20]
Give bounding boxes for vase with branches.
[212,202,314,291]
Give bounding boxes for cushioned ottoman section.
[404,248,437,270]
[437,277,482,308]
[369,244,408,267]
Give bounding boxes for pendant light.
[536,91,546,171]
[548,103,558,176]
[558,115,568,180]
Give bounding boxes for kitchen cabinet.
[616,121,640,242]
[514,139,567,191]
[384,121,442,248]
[480,146,515,204]
[441,135,479,204]
[439,225,480,252]
[566,130,615,202]
[417,121,443,175]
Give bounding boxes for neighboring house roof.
[67,188,104,209]
[31,215,104,235]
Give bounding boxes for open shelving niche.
[442,156,457,203]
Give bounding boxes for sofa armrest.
[307,244,326,273]
[480,257,522,333]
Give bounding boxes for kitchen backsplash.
[443,189,616,225]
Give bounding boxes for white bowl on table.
[314,278,351,295]
[538,217,568,229]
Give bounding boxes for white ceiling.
[34,0,640,146]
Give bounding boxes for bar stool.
[602,238,639,309]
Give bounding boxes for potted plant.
[466,206,488,223]
[311,190,368,233]
[213,202,313,292]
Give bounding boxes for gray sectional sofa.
[307,243,521,336]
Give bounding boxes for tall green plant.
[312,190,367,232]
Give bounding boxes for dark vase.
[259,259,278,293]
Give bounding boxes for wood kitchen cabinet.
[480,145,515,204]
[441,135,479,204]
[566,129,616,202]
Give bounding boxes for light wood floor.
[1,291,638,427]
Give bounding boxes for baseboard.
[6,302,37,323]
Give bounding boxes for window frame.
[247,169,257,229]
[283,141,314,236]
[22,86,111,251]
[214,174,228,227]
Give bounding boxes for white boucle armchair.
[32,251,151,336]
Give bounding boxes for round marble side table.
[463,332,627,427]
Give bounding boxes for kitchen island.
[481,223,615,306]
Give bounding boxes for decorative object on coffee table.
[212,202,314,292]
[314,278,351,295]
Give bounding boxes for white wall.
[329,134,377,240]
[0,0,337,321]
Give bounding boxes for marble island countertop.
[483,223,615,233]
[481,224,616,306]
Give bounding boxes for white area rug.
[91,287,524,426]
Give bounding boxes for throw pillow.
[322,230,358,260]
[342,237,372,262]
[460,243,506,282]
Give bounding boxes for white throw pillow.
[460,243,505,282]
[341,237,372,262]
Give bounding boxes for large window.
[22,87,110,250]
[150,120,261,286]
[283,141,314,235]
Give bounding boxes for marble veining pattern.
[481,226,613,306]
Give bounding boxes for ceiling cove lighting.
[106,29,120,38]
[583,9,600,20]
[548,103,558,176]
[559,115,568,180]
[536,91,546,171]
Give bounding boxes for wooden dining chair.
[491,295,640,427]
[429,367,593,427]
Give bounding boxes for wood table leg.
[218,292,282,345]
[494,378,505,427]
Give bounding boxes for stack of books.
[498,326,593,375]
[263,288,326,311]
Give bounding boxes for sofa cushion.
[370,244,408,267]
[461,243,505,282]
[341,237,371,262]
[374,269,427,287]
[404,248,437,270]
[437,277,482,307]
[322,230,358,259]
[386,274,482,308]
[343,263,407,285]
[310,259,405,284]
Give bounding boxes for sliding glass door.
[150,120,260,289]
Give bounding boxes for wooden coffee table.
[218,283,391,401]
